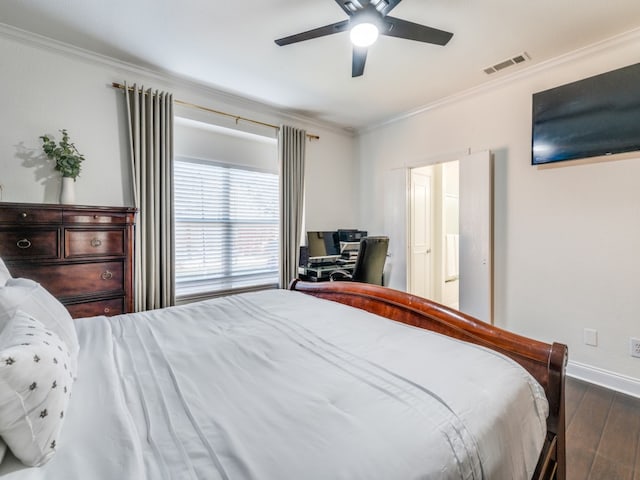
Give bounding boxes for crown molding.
[0,22,353,138]
[4,20,638,140]
[359,26,640,135]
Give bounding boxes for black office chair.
[330,236,389,286]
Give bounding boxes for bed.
[290,280,567,480]
[0,276,567,480]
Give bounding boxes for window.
[174,157,279,297]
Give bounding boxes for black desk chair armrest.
[329,269,353,282]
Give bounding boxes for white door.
[459,150,493,323]
[409,170,432,298]
[383,168,409,291]
[386,153,492,319]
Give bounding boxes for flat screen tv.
[531,62,640,165]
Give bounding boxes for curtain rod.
[111,82,319,140]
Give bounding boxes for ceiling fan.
[274,0,453,77]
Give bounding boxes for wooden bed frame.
[290,280,567,480]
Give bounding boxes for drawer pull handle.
[16,238,32,249]
[20,212,28,218]
[101,270,113,280]
[90,238,103,247]
[104,307,111,314]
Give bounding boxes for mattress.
[0,289,548,479]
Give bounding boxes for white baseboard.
[567,360,640,398]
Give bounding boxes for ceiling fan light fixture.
[275,0,454,77]
[350,22,379,47]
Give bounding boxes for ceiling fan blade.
[352,46,368,77]
[275,20,350,46]
[382,16,453,46]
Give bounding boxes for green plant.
[39,129,84,180]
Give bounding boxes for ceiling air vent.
[483,52,530,75]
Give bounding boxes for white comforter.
[0,289,548,479]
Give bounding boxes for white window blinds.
[174,157,279,296]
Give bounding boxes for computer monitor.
[306,231,339,257]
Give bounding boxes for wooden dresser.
[0,202,136,318]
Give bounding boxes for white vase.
[59,177,75,204]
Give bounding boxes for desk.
[298,262,355,282]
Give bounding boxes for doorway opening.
[408,160,459,309]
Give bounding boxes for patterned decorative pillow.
[0,278,79,378]
[0,257,11,286]
[0,310,73,467]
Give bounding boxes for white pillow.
[0,310,74,466]
[0,257,11,286]
[0,278,79,379]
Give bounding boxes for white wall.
[357,31,640,387]
[0,26,357,231]
[0,32,132,206]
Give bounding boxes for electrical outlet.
[631,338,640,358]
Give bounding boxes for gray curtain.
[124,83,175,311]
[278,125,306,288]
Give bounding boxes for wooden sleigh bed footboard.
[290,280,568,480]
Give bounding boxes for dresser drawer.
[9,261,124,298]
[65,229,125,258]
[65,298,124,318]
[0,206,62,225]
[0,230,59,260]
[64,210,133,225]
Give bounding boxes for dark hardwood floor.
[565,376,640,479]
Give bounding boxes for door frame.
[388,150,493,323]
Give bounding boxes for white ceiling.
[2,0,640,131]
